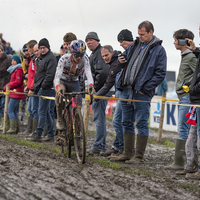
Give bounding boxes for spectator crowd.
[0,20,200,180]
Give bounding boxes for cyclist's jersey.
[54,53,93,88]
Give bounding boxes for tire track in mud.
[0,135,200,200]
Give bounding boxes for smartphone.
[178,39,190,46]
[118,51,122,55]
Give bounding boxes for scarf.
[186,106,197,125]
[123,36,161,87]
[7,63,22,74]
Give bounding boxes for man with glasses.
[27,38,57,142]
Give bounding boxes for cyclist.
[54,40,94,131]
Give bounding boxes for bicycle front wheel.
[73,108,86,164]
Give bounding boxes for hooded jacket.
[176,49,196,99]
[3,64,25,99]
[119,36,167,98]
[95,51,121,96]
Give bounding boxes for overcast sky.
[1,0,200,76]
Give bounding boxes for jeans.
[0,96,5,117]
[92,91,113,151]
[27,94,39,119]
[121,88,151,136]
[8,98,20,119]
[178,95,191,140]
[35,88,55,136]
[112,90,124,150]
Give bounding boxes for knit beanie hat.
[117,29,133,41]
[85,32,100,42]
[11,55,21,64]
[22,44,28,52]
[38,38,50,49]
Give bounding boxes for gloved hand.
[88,84,95,95]
[182,82,191,93]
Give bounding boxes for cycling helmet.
[70,40,86,58]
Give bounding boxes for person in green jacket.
[166,29,197,170]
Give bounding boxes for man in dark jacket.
[94,45,122,156]
[85,32,111,154]
[111,21,167,163]
[0,45,10,130]
[182,40,200,179]
[27,38,57,142]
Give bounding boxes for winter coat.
[27,55,37,90]
[32,50,57,93]
[119,37,166,98]
[4,66,25,99]
[89,44,109,92]
[176,50,196,99]
[189,48,200,104]
[0,52,11,96]
[96,51,121,96]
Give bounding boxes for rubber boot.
[110,133,135,162]
[125,135,148,163]
[165,139,186,170]
[0,117,3,129]
[55,95,65,131]
[28,118,38,137]
[6,119,17,134]
[19,116,33,135]
[16,119,20,134]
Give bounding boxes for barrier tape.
[1,90,199,108]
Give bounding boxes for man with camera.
[165,29,197,170]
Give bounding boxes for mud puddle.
[0,116,199,199]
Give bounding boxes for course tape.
[1,90,199,107]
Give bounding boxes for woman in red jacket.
[4,55,25,134]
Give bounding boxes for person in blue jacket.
[111,20,167,163]
[155,78,168,96]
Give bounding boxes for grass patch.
[0,134,61,154]
[89,157,156,177]
[89,157,121,171]
[88,130,96,134]
[147,137,175,148]
[162,138,175,148]
[180,183,200,192]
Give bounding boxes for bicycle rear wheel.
[73,108,86,164]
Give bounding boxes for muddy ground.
[0,116,200,200]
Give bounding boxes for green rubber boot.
[6,119,17,134]
[125,135,148,163]
[165,139,186,170]
[110,133,135,162]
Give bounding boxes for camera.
[178,39,190,46]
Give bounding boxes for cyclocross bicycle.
[57,91,89,164]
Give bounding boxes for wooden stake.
[3,85,10,134]
[83,94,90,142]
[157,93,166,143]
